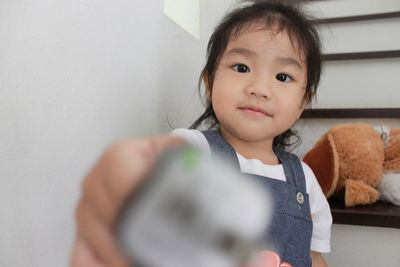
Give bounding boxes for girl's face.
[209,26,307,147]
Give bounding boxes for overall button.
[296,192,304,205]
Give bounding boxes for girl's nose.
[246,77,272,99]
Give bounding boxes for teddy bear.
[303,123,400,207]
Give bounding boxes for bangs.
[227,13,310,63]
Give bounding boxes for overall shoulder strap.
[201,130,241,171]
[274,148,307,191]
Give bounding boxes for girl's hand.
[311,251,328,267]
[246,251,292,267]
[70,135,184,267]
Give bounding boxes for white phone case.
[117,146,272,267]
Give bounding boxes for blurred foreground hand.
[70,135,184,267]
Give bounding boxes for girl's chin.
[230,129,276,143]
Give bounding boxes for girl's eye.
[232,64,250,73]
[276,73,293,82]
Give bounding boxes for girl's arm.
[311,251,328,267]
[70,135,184,267]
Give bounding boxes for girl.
[72,1,331,266]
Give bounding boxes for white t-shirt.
[171,128,332,253]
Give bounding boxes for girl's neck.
[219,128,280,165]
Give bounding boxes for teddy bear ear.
[303,133,339,198]
[384,129,400,171]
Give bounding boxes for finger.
[76,200,130,267]
[105,135,185,210]
[81,167,117,227]
[79,135,184,228]
[148,134,186,155]
[70,238,107,267]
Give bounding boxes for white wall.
[326,224,400,266]
[0,0,204,266]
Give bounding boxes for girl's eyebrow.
[275,57,303,70]
[225,47,257,57]
[226,48,303,70]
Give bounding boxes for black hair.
[190,0,322,151]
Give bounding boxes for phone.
[117,145,272,267]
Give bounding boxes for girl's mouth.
[239,107,271,117]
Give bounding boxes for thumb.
[106,135,186,211]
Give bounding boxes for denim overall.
[202,130,313,267]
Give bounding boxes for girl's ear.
[298,98,310,119]
[206,87,211,101]
[296,108,303,119]
[203,71,212,100]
